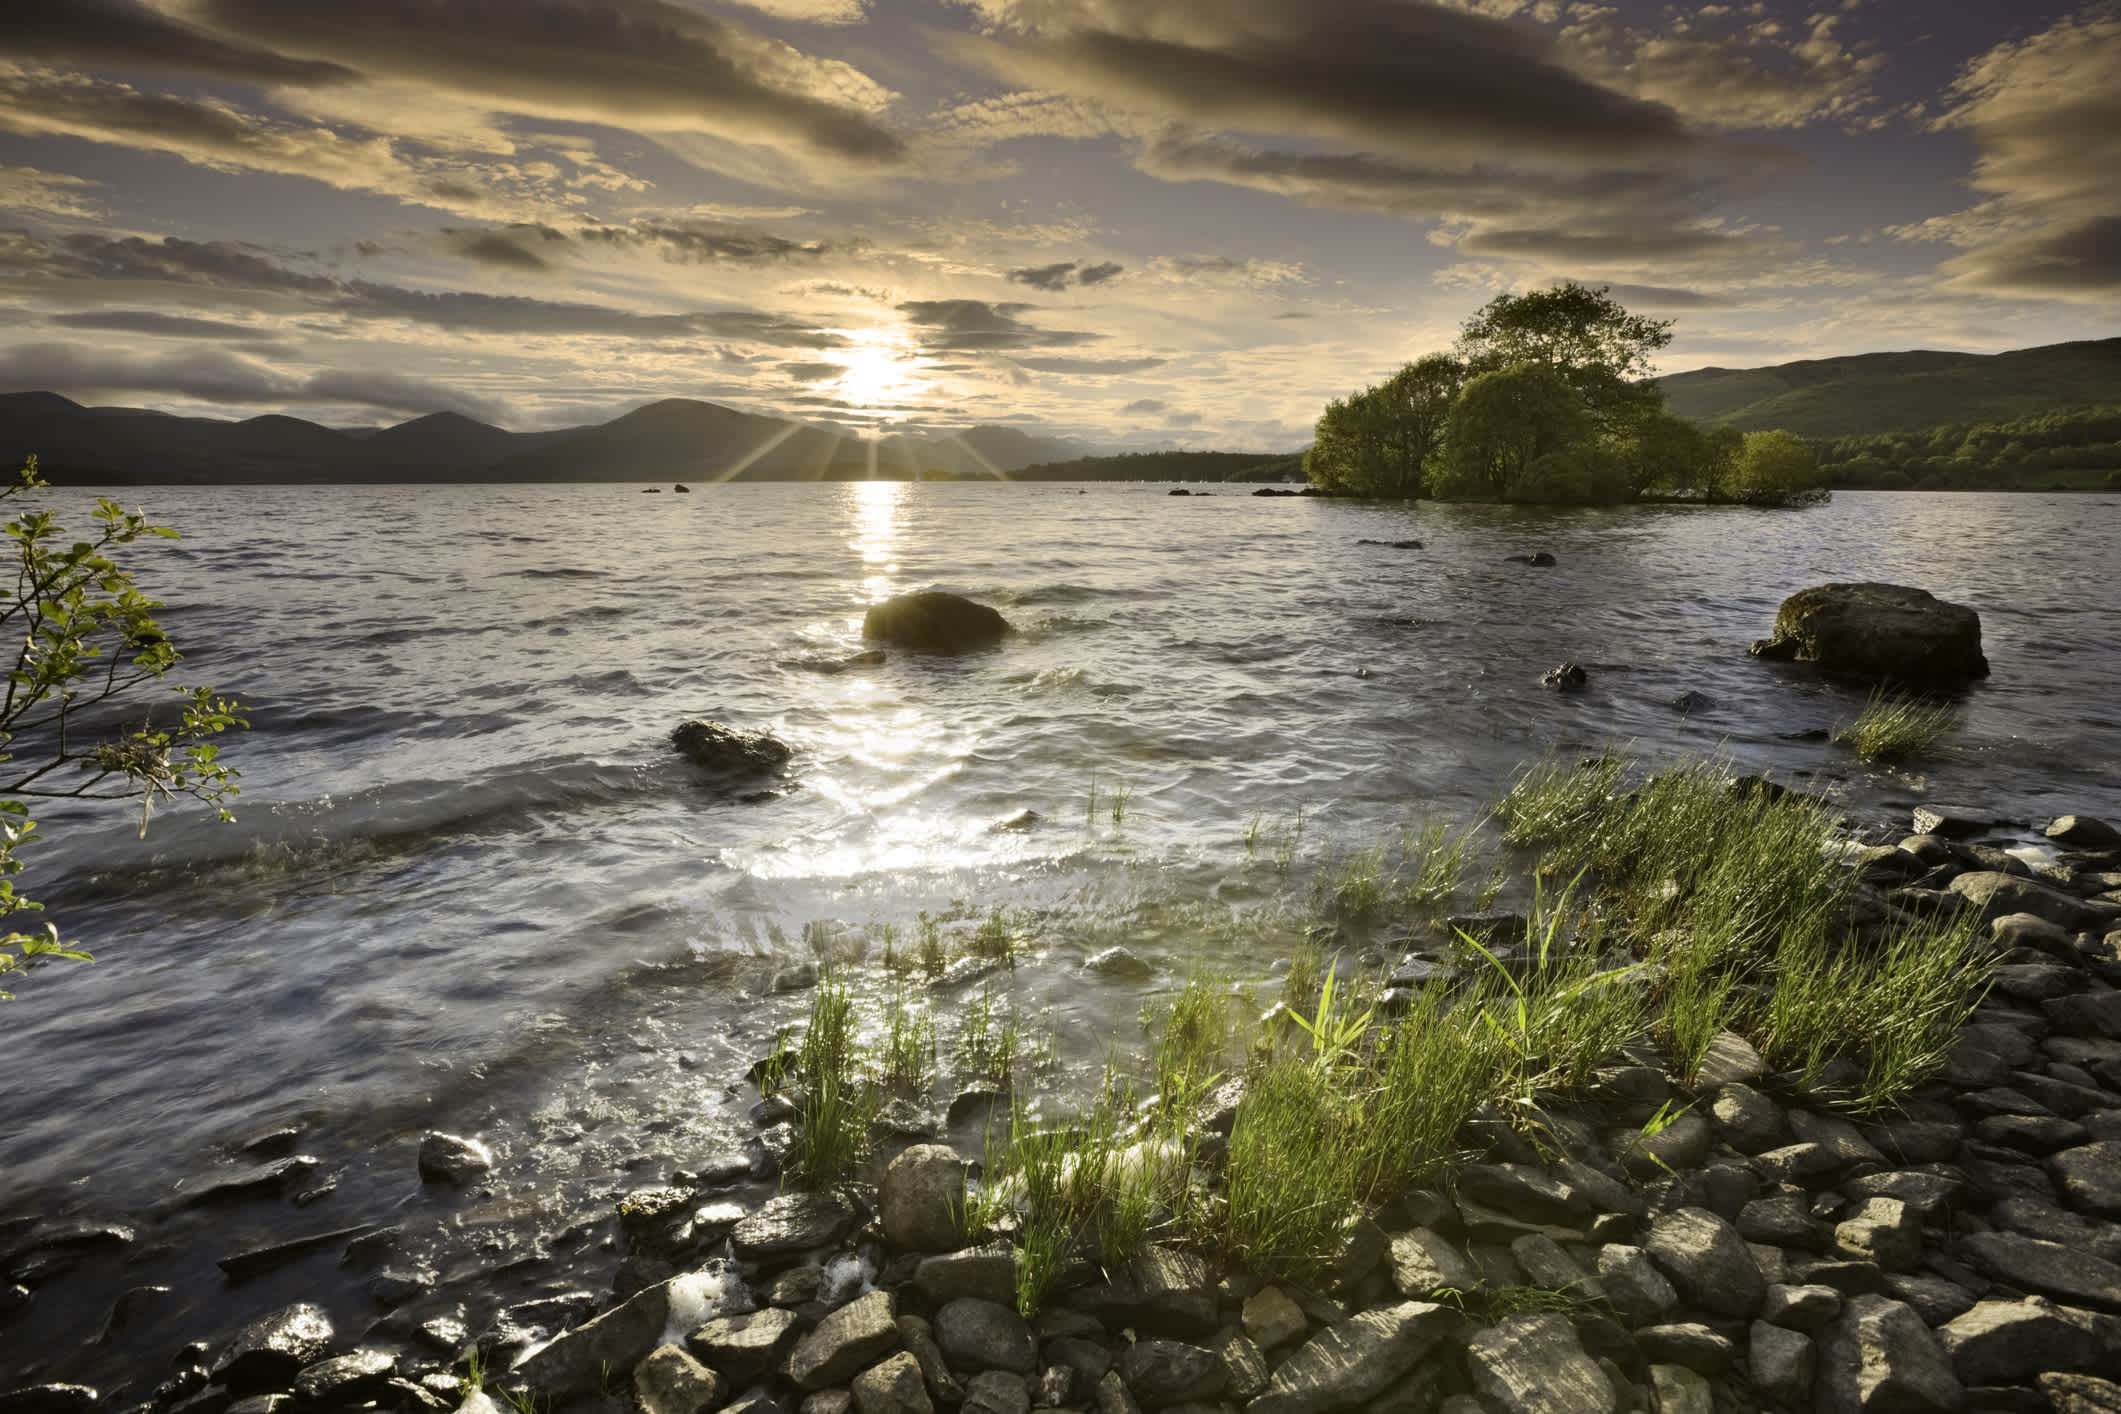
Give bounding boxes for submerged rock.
[1541,663,1588,691]
[670,721,792,777]
[862,592,1010,656]
[1748,581,1988,683]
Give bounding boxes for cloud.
[1121,397,1166,414]
[1591,283,1741,310]
[0,339,505,419]
[895,299,1101,351]
[1559,9,1887,132]
[1008,261,1078,291]
[576,220,847,263]
[48,309,268,338]
[443,225,570,272]
[2,0,357,85]
[722,0,869,23]
[1011,354,1166,374]
[1077,261,1123,285]
[1905,12,2121,295]
[779,360,843,381]
[0,162,102,219]
[192,0,907,165]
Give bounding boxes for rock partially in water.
[1749,581,1989,683]
[1541,663,1588,691]
[417,1133,493,1186]
[670,721,792,777]
[1505,551,1557,566]
[0,1387,99,1414]
[862,592,1010,656]
[1669,690,1715,713]
[732,1191,860,1260]
[212,1303,335,1394]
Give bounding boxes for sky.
[0,0,2116,450]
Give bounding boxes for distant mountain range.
[1657,337,2121,439]
[0,392,1089,484]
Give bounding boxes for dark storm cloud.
[1943,217,2121,293]
[1,0,356,86]
[895,300,1100,352]
[48,309,267,339]
[0,340,504,419]
[192,0,907,163]
[16,232,848,348]
[443,226,569,272]
[953,0,1692,164]
[1076,261,1122,285]
[1012,355,1166,374]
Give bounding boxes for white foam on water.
[456,1392,504,1414]
[821,1250,876,1305]
[662,1264,755,1348]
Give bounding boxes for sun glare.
[830,327,920,409]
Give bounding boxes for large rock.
[1961,1231,2121,1311]
[787,1291,899,1391]
[1117,1339,1226,1408]
[670,721,792,777]
[517,1280,673,1399]
[1388,1230,1478,1301]
[1816,1294,1961,1414]
[688,1308,802,1383]
[880,1146,967,1253]
[212,1304,335,1394]
[1643,1208,1764,1319]
[1751,1322,1816,1406]
[1952,872,2108,932]
[862,592,1010,656]
[1748,582,1988,683]
[2053,1142,2121,1218]
[1243,1302,1451,1414]
[1464,1313,1615,1414]
[416,1132,493,1185]
[933,1298,1035,1375]
[852,1353,932,1414]
[913,1245,1014,1306]
[635,1344,729,1414]
[733,1191,860,1260]
[1938,1298,2102,1384]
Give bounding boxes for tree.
[0,457,244,997]
[1457,283,1673,440]
[1625,411,1711,497]
[1434,363,1592,501]
[1731,429,1819,502]
[1304,354,1463,497]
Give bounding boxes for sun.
[829,327,921,410]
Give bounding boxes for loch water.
[4,482,2119,1391]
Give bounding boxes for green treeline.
[1817,405,2121,491]
[1304,284,1821,505]
[1010,450,1297,482]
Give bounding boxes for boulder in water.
[670,721,791,777]
[1750,582,1988,683]
[1542,663,1588,691]
[863,592,1010,656]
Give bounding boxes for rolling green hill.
[1658,338,2121,439]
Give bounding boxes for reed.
[1833,689,1961,764]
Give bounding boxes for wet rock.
[853,1352,932,1414]
[1670,690,1715,713]
[964,1372,1030,1414]
[881,1147,967,1253]
[0,1388,99,1414]
[416,1133,494,1186]
[3,1223,134,1283]
[1083,947,1153,980]
[217,1222,395,1282]
[95,1284,173,1345]
[734,1191,861,1260]
[1464,1312,1615,1414]
[935,1299,1036,1375]
[1245,1302,1452,1414]
[671,721,792,777]
[862,593,1011,656]
[787,1291,899,1391]
[1507,552,1558,567]
[1116,1340,1224,1408]
[1541,664,1588,691]
[1962,1230,2121,1310]
[1751,1321,1816,1405]
[1748,582,1988,683]
[291,1350,396,1409]
[1239,1287,1308,1350]
[1595,1245,1676,1324]
[212,1304,335,1394]
[170,1157,321,1209]
[688,1308,802,1384]
[1939,1297,2102,1384]
[516,1279,672,1399]
[1817,1294,1961,1414]
[1644,1208,1764,1319]
[914,1244,1015,1307]
[2052,817,2121,850]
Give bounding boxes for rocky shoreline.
[8,803,2121,1414]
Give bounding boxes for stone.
[1884,1274,1978,1328]
[1387,1230,1477,1301]
[1750,1143,1842,1186]
[1788,1111,1886,1168]
[1240,1287,1308,1350]
[722,1393,788,1414]
[0,1389,99,1414]
[688,1308,802,1384]
[517,1279,673,1399]
[212,1304,335,1394]
[1464,1313,1615,1414]
[1643,1208,1764,1319]
[1694,1032,1767,1091]
[1116,1340,1224,1408]
[802,1394,853,1414]
[1979,1112,2089,1152]
[1739,1194,1823,1250]
[881,1146,968,1254]
[1709,1085,1786,1154]
[1749,1322,1816,1407]
[290,1350,396,1409]
[788,1291,900,1391]
[1816,1294,1961,1414]
[1208,1328,1268,1404]
[2053,817,2121,849]
[914,1245,1015,1306]
[1990,1196,2121,1260]
[1957,873,2108,932]
[1092,1247,1217,1338]
[1961,1231,2121,1310]
[895,1316,963,1407]
[635,1345,729,1414]
[1617,1112,1713,1178]
[1938,1297,2102,1384]
[853,1353,933,1414]
[1510,1235,1597,1300]
[964,1372,1031,1414]
[1595,1245,1676,1324]
[1646,1365,1709,1414]
[2052,1142,2121,1218]
[1748,582,1988,683]
[670,721,792,776]
[1541,663,1588,690]
[1841,1171,1963,1223]
[936,1299,1036,1376]
[1834,1198,1922,1273]
[2042,1372,2121,1412]
[863,593,1011,655]
[1633,1324,1733,1376]
[416,1132,493,1185]
[733,1191,861,1260]
[1244,1302,1452,1414]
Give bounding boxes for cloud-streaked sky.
[0,0,2115,448]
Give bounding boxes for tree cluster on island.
[1302,284,1822,505]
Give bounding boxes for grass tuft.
[1833,689,1961,764]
